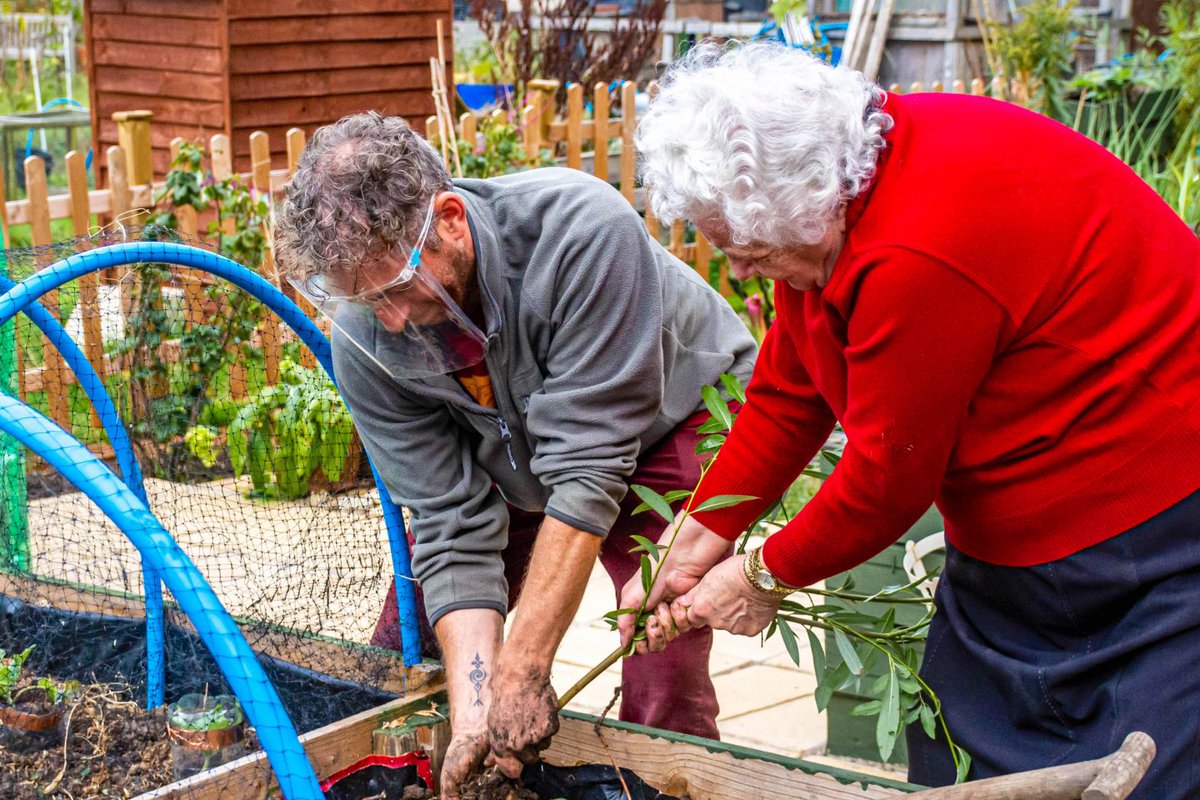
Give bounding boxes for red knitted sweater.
[693,93,1200,588]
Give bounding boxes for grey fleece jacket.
[333,169,757,625]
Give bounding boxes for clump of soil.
[400,769,541,800]
[0,682,259,799]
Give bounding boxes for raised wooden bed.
[136,685,917,800]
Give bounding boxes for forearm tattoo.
[469,653,488,707]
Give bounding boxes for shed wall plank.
[227,0,446,15]
[231,89,431,128]
[91,13,223,45]
[229,65,429,100]
[89,0,221,18]
[92,41,223,73]
[229,40,436,73]
[229,13,442,44]
[94,66,225,101]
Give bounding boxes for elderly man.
[274,112,756,797]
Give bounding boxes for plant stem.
[557,642,626,711]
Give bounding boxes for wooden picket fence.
[0,74,1029,440]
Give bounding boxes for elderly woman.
[618,42,1200,796]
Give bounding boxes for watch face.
[757,569,777,591]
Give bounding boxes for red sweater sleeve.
[691,300,838,535]
[698,250,1009,587]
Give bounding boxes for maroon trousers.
[371,411,722,739]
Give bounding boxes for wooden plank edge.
[132,685,448,800]
[549,710,919,798]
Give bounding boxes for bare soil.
[0,683,258,800]
[398,770,541,800]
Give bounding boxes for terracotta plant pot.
[0,687,64,753]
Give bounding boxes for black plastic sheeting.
[0,593,397,733]
[522,763,683,800]
[322,761,683,800]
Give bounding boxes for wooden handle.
[1082,732,1156,800]
[906,732,1156,800]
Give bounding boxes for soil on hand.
[0,682,258,799]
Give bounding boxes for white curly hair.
[636,40,893,248]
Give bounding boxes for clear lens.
[287,198,486,380]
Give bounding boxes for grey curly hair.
[274,112,452,283]
[636,41,892,248]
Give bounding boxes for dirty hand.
[671,553,782,637]
[441,730,491,799]
[617,516,732,655]
[487,659,560,778]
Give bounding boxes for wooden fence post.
[593,83,610,183]
[285,127,319,370]
[522,105,540,164]
[458,113,476,154]
[620,82,636,206]
[107,146,133,310]
[169,139,206,330]
[209,134,247,401]
[643,82,660,242]
[526,79,561,150]
[694,231,713,284]
[65,150,105,430]
[113,110,154,222]
[24,155,71,430]
[250,131,282,388]
[566,83,584,171]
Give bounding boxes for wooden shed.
[84,0,450,178]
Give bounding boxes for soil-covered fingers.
[441,731,491,799]
[641,602,681,653]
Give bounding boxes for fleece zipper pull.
[497,417,517,471]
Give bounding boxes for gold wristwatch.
[742,546,802,598]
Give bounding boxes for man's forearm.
[435,608,505,733]
[504,516,603,674]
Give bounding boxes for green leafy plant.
[992,0,1078,120]
[0,645,78,707]
[559,374,968,776]
[1161,0,1200,126]
[110,142,269,474]
[0,645,34,706]
[186,357,355,500]
[456,113,554,178]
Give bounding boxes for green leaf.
[602,608,640,620]
[662,490,692,503]
[814,663,849,712]
[629,535,660,560]
[720,372,747,404]
[701,384,733,431]
[954,746,972,784]
[834,629,863,676]
[696,417,728,435]
[820,449,842,468]
[806,629,825,679]
[695,434,726,453]
[640,554,653,595]
[919,704,937,739]
[776,619,801,666]
[851,700,882,717]
[691,494,757,513]
[876,664,901,761]
[630,484,676,524]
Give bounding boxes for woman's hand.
[617,516,732,654]
[669,553,782,637]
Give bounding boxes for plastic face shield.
[290,200,488,380]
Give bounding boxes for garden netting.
[1,231,421,799]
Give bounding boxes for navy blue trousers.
[908,488,1200,798]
